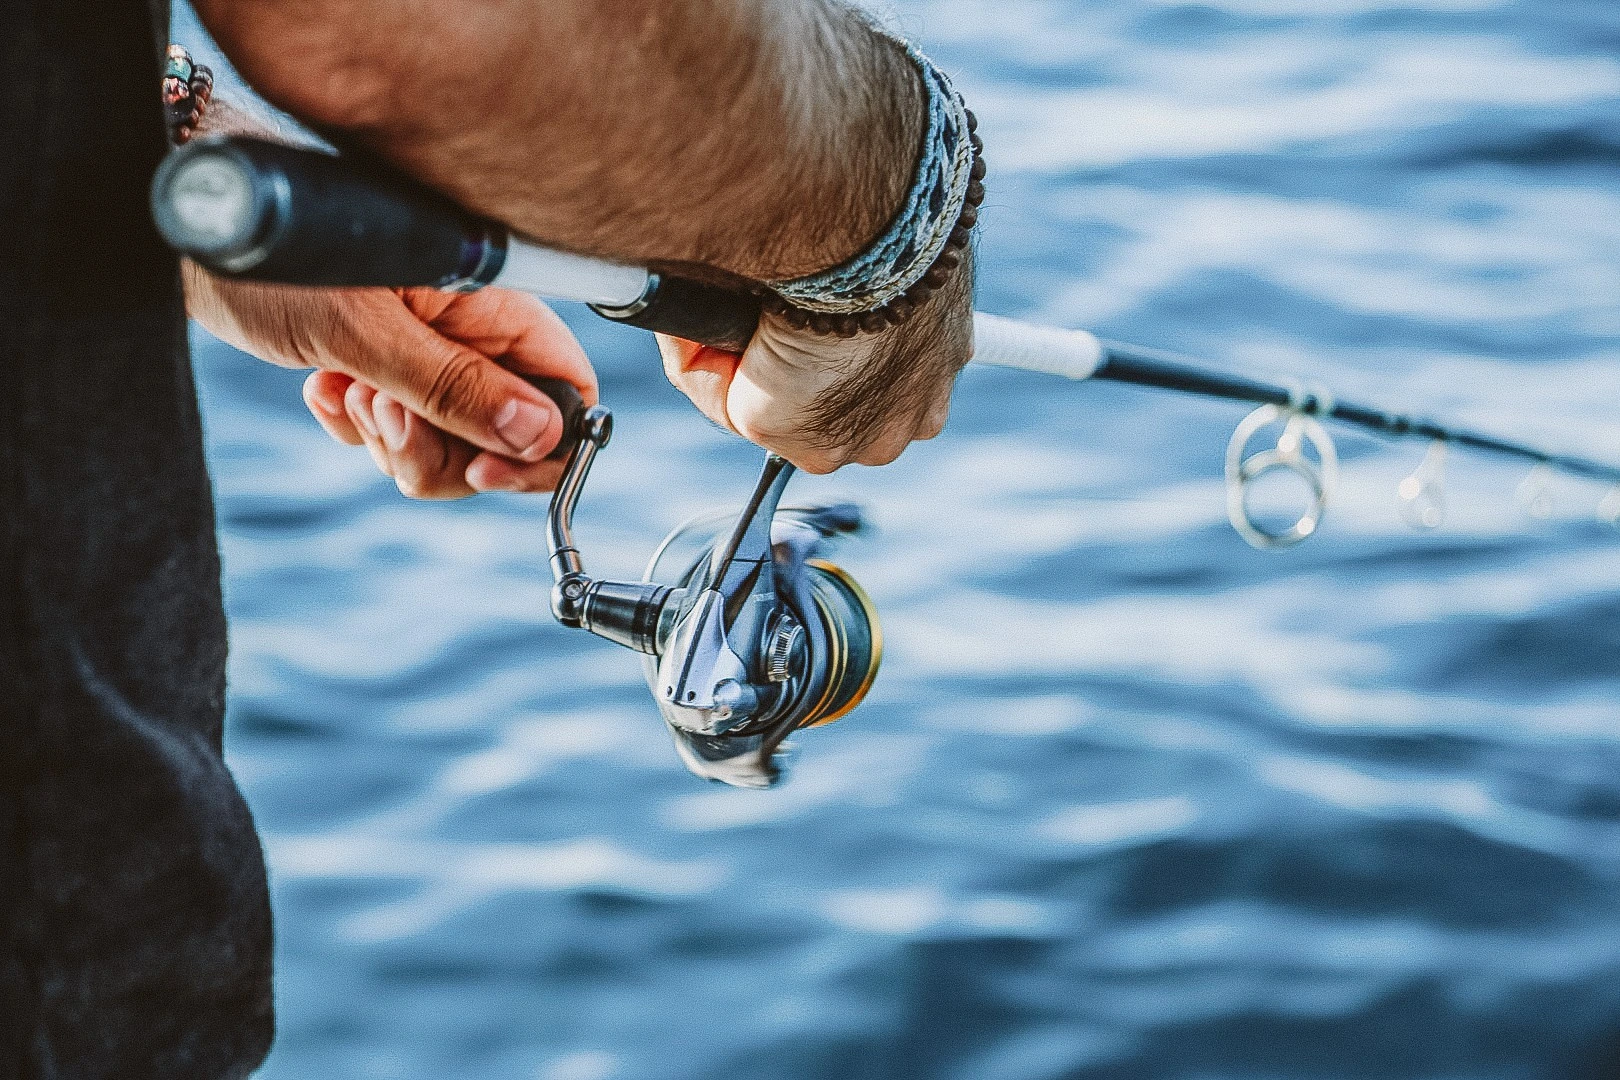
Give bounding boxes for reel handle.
[152,136,762,351]
[519,375,587,461]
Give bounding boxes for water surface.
[180,2,1620,1077]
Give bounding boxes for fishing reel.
[544,401,881,788]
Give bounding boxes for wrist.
[757,34,984,340]
[164,43,282,145]
[162,45,213,143]
[775,240,973,462]
[738,14,927,279]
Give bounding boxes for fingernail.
[466,461,522,493]
[374,395,408,451]
[310,391,344,417]
[351,396,378,438]
[494,398,553,461]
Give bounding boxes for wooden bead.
[965,109,978,133]
[970,132,983,154]
[808,315,834,335]
[948,225,971,249]
[923,265,951,289]
[782,307,810,330]
[833,316,861,338]
[966,181,985,204]
[970,156,987,183]
[958,204,978,229]
[165,45,194,82]
[859,311,888,334]
[935,249,960,272]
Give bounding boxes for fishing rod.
[1034,339,1620,546]
[151,136,1620,787]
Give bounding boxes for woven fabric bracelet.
[762,39,985,337]
[163,44,214,145]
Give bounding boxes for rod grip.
[592,276,762,353]
[152,136,501,288]
[152,137,766,352]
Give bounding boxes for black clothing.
[0,1,274,1077]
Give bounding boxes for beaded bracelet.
[162,44,214,145]
[761,42,985,338]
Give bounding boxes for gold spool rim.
[802,558,883,727]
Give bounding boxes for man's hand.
[658,260,973,473]
[284,255,972,484]
[184,269,596,497]
[195,0,975,471]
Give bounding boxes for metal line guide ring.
[1224,393,1339,550]
[1399,439,1448,530]
[1600,486,1620,528]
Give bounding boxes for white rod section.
[969,312,1105,380]
[493,237,650,308]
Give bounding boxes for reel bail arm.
[655,456,795,734]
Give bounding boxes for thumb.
[323,290,566,462]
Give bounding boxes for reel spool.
[543,404,881,788]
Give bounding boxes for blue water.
[178,2,1620,1077]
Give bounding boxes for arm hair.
[192,0,927,282]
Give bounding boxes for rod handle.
[153,136,503,288]
[152,136,764,350]
[592,276,761,354]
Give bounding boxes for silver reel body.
[545,406,880,788]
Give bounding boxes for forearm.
[179,88,297,345]
[192,0,925,282]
